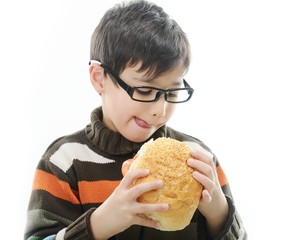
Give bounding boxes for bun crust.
[129,137,202,231]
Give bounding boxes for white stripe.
[50,142,115,172]
[183,141,214,159]
[55,228,66,240]
[238,229,246,240]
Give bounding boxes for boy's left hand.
[187,148,229,236]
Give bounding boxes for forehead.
[123,62,187,86]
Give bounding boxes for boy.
[25,0,247,239]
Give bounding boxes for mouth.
[134,117,152,129]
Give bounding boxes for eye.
[134,88,154,96]
[167,91,178,98]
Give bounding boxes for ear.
[89,64,106,94]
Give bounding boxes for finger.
[120,169,150,188]
[121,160,130,176]
[135,202,169,214]
[134,214,161,229]
[121,158,136,176]
[201,189,212,203]
[192,171,215,195]
[190,149,216,174]
[190,148,213,162]
[130,179,163,199]
[187,158,215,180]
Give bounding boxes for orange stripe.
[216,165,228,187]
[32,169,80,204]
[78,180,121,204]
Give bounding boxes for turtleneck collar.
[85,107,167,156]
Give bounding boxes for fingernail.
[190,149,197,154]
[187,158,193,165]
[155,222,161,228]
[161,203,169,210]
[156,180,163,186]
[192,171,199,178]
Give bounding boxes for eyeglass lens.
[132,87,190,102]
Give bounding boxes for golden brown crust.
[129,137,202,231]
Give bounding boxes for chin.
[124,131,155,143]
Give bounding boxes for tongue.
[135,117,151,128]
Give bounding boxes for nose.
[151,94,167,117]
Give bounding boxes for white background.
[1,0,301,239]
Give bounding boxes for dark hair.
[90,0,190,79]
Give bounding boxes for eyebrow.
[132,77,183,87]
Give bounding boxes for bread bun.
[122,137,202,231]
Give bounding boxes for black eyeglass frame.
[89,60,194,103]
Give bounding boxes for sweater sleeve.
[210,156,247,240]
[64,208,96,240]
[24,151,95,239]
[213,196,247,240]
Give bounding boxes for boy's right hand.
[90,168,169,240]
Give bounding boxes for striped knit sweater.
[25,107,247,240]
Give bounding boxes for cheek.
[110,92,138,118]
[166,104,177,118]
[106,84,130,108]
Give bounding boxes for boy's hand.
[90,168,168,240]
[187,149,229,237]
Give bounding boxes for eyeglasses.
[89,60,194,103]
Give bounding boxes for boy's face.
[97,63,186,143]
